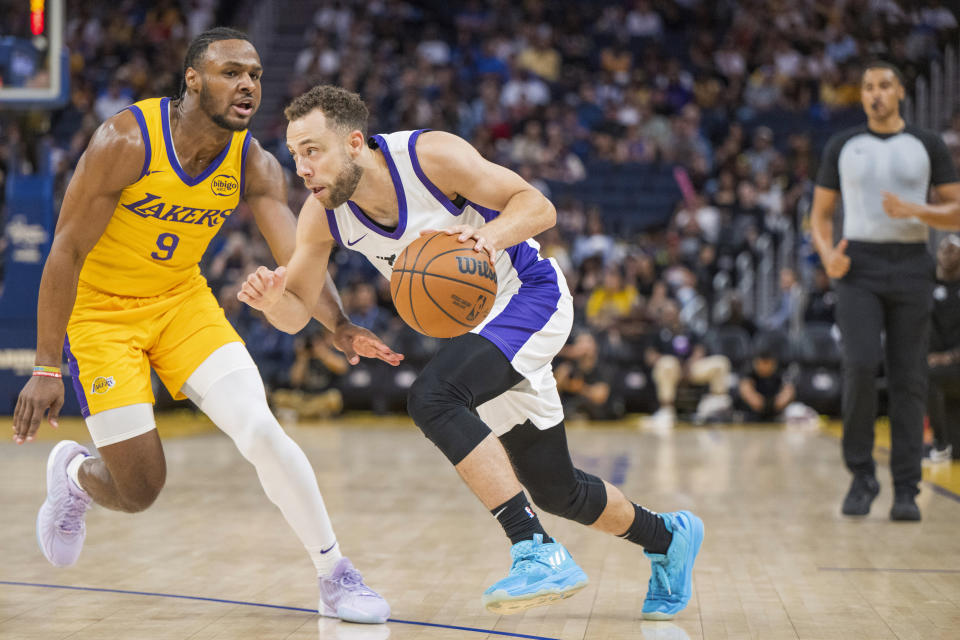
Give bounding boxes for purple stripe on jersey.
[63,336,90,419]
[160,97,234,187]
[480,242,561,358]
[325,209,343,247]
[239,131,252,195]
[408,129,462,216]
[465,199,500,223]
[126,105,151,180]
[346,134,407,239]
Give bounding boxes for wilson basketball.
[390,231,498,338]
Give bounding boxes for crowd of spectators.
[1,0,958,422]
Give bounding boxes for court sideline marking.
[0,580,561,640]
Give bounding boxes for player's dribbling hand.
[238,266,287,311]
[824,238,851,279]
[332,322,404,366]
[421,225,497,266]
[12,376,64,444]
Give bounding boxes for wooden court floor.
[2,414,960,640]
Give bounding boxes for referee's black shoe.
[841,474,880,516]
[890,488,921,521]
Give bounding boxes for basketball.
[390,231,498,338]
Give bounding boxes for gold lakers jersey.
[79,97,250,297]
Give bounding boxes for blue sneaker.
[642,510,704,620]
[482,534,588,614]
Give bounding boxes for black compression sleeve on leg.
[407,333,524,465]
[501,420,608,525]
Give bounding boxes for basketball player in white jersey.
[239,85,704,619]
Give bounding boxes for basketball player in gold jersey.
[11,28,396,624]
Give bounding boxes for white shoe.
[923,442,953,464]
[784,402,819,431]
[695,394,731,421]
[642,407,676,431]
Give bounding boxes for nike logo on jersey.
[346,234,368,246]
[121,192,234,227]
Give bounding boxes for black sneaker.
[841,474,880,516]
[890,488,921,521]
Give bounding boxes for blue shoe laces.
[648,558,672,597]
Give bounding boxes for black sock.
[491,492,552,545]
[619,503,672,554]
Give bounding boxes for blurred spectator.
[744,127,779,176]
[585,264,640,331]
[346,281,392,336]
[556,332,623,421]
[736,346,796,422]
[926,235,960,462]
[93,81,134,123]
[760,267,804,334]
[243,314,297,392]
[716,292,758,338]
[571,209,615,267]
[272,331,347,421]
[642,301,732,429]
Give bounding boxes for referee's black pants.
[835,241,934,494]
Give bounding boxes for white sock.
[310,540,344,576]
[65,453,89,493]
[190,366,340,575]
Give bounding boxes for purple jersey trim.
[160,97,234,187]
[126,104,151,180]
[239,131,252,195]
[325,209,343,247]
[63,336,90,419]
[345,133,407,239]
[407,128,463,216]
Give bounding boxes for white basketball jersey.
[326,129,572,433]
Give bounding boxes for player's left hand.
[332,322,404,366]
[421,225,497,266]
[882,191,918,219]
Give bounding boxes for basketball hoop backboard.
[0,0,67,108]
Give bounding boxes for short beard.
[324,157,364,208]
[200,85,248,132]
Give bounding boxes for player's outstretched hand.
[421,225,497,266]
[12,376,63,444]
[238,266,287,311]
[333,322,404,366]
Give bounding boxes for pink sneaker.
[319,557,390,624]
[36,441,92,567]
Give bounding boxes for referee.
[810,61,960,521]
